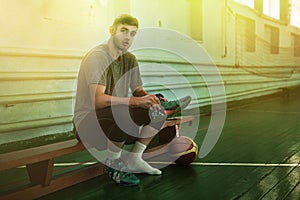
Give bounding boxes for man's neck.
[107,39,123,60]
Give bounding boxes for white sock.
[105,148,121,160]
[127,141,162,175]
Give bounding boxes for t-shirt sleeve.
[82,50,110,86]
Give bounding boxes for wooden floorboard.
[262,165,300,199]
[1,88,300,200]
[284,180,300,200]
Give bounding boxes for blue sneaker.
[104,158,140,186]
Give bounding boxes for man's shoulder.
[88,44,109,56]
[82,44,111,62]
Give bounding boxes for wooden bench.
[0,116,194,200]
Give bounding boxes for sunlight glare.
[263,0,280,19]
[291,0,300,27]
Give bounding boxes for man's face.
[111,24,137,51]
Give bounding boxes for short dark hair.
[112,14,139,29]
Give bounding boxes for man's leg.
[126,123,163,175]
[99,106,164,176]
[96,106,140,186]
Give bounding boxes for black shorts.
[74,105,164,149]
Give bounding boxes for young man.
[73,14,166,186]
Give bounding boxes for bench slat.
[0,139,84,171]
[163,116,194,127]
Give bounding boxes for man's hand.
[155,93,168,102]
[130,94,161,110]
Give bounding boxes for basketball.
[168,136,198,165]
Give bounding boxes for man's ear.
[109,26,116,35]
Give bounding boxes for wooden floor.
[1,88,300,200]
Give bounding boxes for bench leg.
[175,120,193,137]
[26,159,54,186]
[175,124,181,137]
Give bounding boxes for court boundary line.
[149,161,300,167]
[16,161,300,168]
[191,162,300,167]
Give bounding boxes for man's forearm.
[93,86,158,110]
[133,86,149,97]
[95,94,136,109]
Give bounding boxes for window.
[265,25,279,54]
[245,18,256,52]
[263,0,280,20]
[292,34,300,57]
[291,0,300,27]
